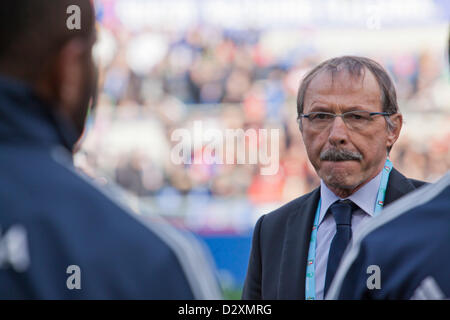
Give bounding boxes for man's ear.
[54,38,87,115]
[386,113,403,150]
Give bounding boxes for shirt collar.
[318,169,383,226]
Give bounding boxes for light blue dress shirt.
[314,169,383,299]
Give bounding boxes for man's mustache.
[320,148,363,161]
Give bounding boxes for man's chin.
[321,160,360,174]
[319,162,361,190]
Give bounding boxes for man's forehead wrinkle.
[308,97,376,111]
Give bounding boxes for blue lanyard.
[305,158,393,300]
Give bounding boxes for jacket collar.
[0,74,79,152]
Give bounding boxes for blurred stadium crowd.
[75,1,450,236]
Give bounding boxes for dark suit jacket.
[242,168,427,300]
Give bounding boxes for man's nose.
[328,116,350,146]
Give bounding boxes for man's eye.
[314,113,331,120]
[348,113,368,120]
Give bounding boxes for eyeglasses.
[298,110,395,131]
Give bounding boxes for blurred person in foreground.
[243,56,427,300]
[0,0,221,299]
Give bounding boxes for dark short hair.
[0,0,94,81]
[297,56,399,119]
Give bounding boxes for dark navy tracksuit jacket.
[0,75,221,299]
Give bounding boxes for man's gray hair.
[296,56,399,153]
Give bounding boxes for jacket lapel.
[277,188,320,299]
[384,168,417,206]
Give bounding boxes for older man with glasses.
[242,56,427,300]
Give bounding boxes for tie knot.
[330,200,353,226]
